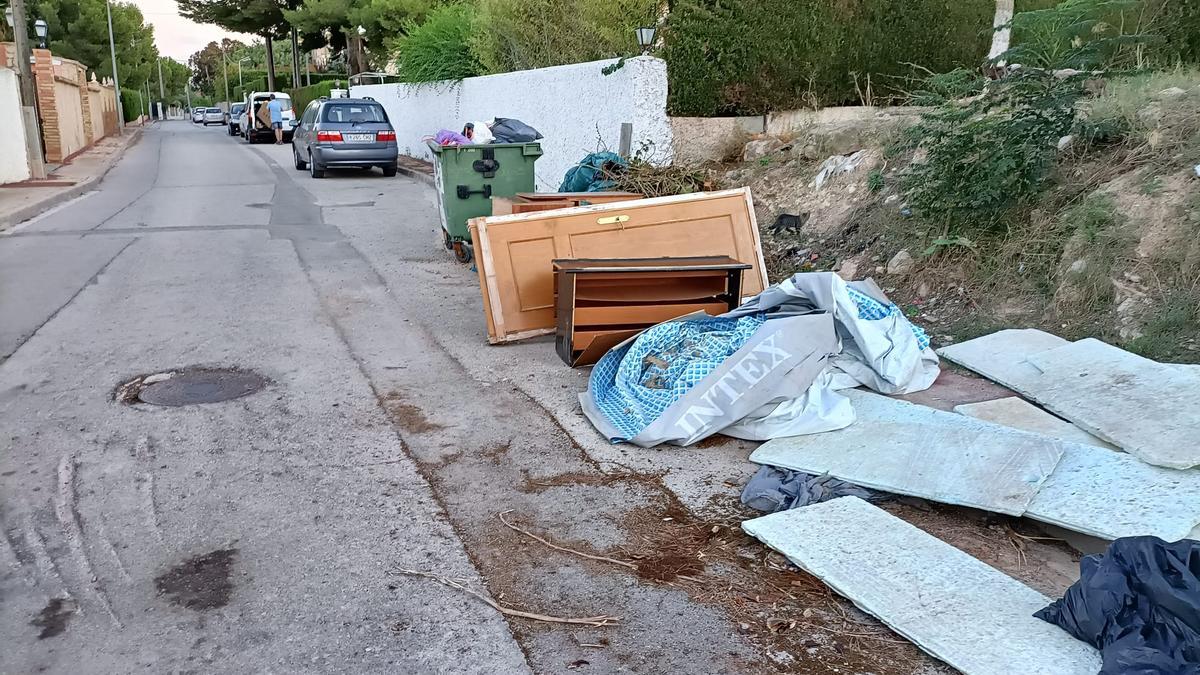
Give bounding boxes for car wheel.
[382,163,397,177]
[293,146,307,170]
[309,152,324,179]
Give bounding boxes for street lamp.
[635,26,656,54]
[33,18,47,48]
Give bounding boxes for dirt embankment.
[711,72,1200,362]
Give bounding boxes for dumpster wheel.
[453,241,473,264]
[443,230,454,251]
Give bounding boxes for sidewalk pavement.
[0,126,144,231]
[396,155,435,187]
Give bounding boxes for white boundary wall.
[0,67,30,184]
[351,56,672,190]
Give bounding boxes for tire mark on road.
[55,453,121,626]
[0,518,38,588]
[21,511,70,598]
[132,436,166,545]
[95,519,132,582]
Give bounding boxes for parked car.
[202,107,225,126]
[241,92,297,143]
[291,97,398,179]
[227,103,246,136]
[191,108,205,124]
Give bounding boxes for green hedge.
[287,81,337,114]
[662,0,998,115]
[232,72,346,102]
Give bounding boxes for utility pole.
[185,81,191,112]
[305,52,310,87]
[145,79,151,119]
[221,47,230,110]
[10,0,46,177]
[157,57,165,98]
[105,0,124,130]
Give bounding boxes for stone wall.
[0,43,119,172]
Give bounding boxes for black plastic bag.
[490,118,543,143]
[1035,536,1200,674]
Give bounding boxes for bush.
[121,89,146,122]
[393,4,482,82]
[287,81,337,113]
[662,0,998,116]
[899,0,1158,235]
[467,0,648,74]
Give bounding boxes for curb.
[396,163,434,188]
[0,127,145,231]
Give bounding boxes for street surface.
[0,122,766,673]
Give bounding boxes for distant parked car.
[191,108,205,124]
[291,97,398,179]
[227,103,246,136]
[202,107,225,126]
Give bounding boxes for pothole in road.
[115,368,268,406]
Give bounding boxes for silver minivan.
[291,98,398,179]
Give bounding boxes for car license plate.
[346,133,374,143]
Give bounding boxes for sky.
[129,0,255,62]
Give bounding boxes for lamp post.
[33,18,47,48]
[635,25,656,55]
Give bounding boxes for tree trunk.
[291,27,302,90]
[987,0,1015,64]
[264,35,277,91]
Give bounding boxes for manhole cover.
[117,369,267,406]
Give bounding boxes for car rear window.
[322,104,388,124]
[208,108,221,113]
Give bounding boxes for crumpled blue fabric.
[559,152,628,192]
[741,465,881,513]
[588,314,766,441]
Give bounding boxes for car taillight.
[377,130,396,142]
[316,130,342,142]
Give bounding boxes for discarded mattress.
[939,331,1200,469]
[1036,536,1200,675]
[723,272,937,394]
[743,497,1103,675]
[579,271,939,446]
[751,390,1200,540]
[470,188,769,343]
[580,312,838,446]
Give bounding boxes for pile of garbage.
[428,117,543,146]
[450,173,1200,673]
[580,272,937,447]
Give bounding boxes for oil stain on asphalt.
[155,548,239,610]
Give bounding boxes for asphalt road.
[0,122,767,674]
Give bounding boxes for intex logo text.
[673,334,792,436]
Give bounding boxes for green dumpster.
[427,140,543,263]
